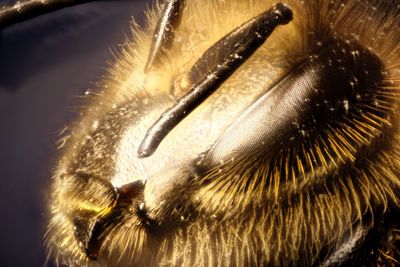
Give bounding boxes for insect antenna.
[137,2,293,158]
[145,0,186,71]
[0,0,100,29]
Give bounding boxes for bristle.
[46,0,400,266]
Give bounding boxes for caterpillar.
[3,0,397,266]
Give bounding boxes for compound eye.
[137,3,293,159]
[199,38,386,177]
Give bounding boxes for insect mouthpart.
[42,0,400,265]
[72,180,146,260]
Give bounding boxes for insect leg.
[137,3,293,158]
[0,0,100,30]
[145,0,186,71]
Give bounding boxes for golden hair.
[46,0,400,266]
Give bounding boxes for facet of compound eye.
[137,3,293,158]
[198,38,384,172]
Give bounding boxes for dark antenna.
[137,3,293,158]
[145,0,186,71]
[0,0,100,29]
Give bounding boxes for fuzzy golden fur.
[46,0,400,266]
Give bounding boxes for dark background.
[0,1,150,266]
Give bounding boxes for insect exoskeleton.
[45,0,400,266]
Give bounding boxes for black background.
[0,1,150,266]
